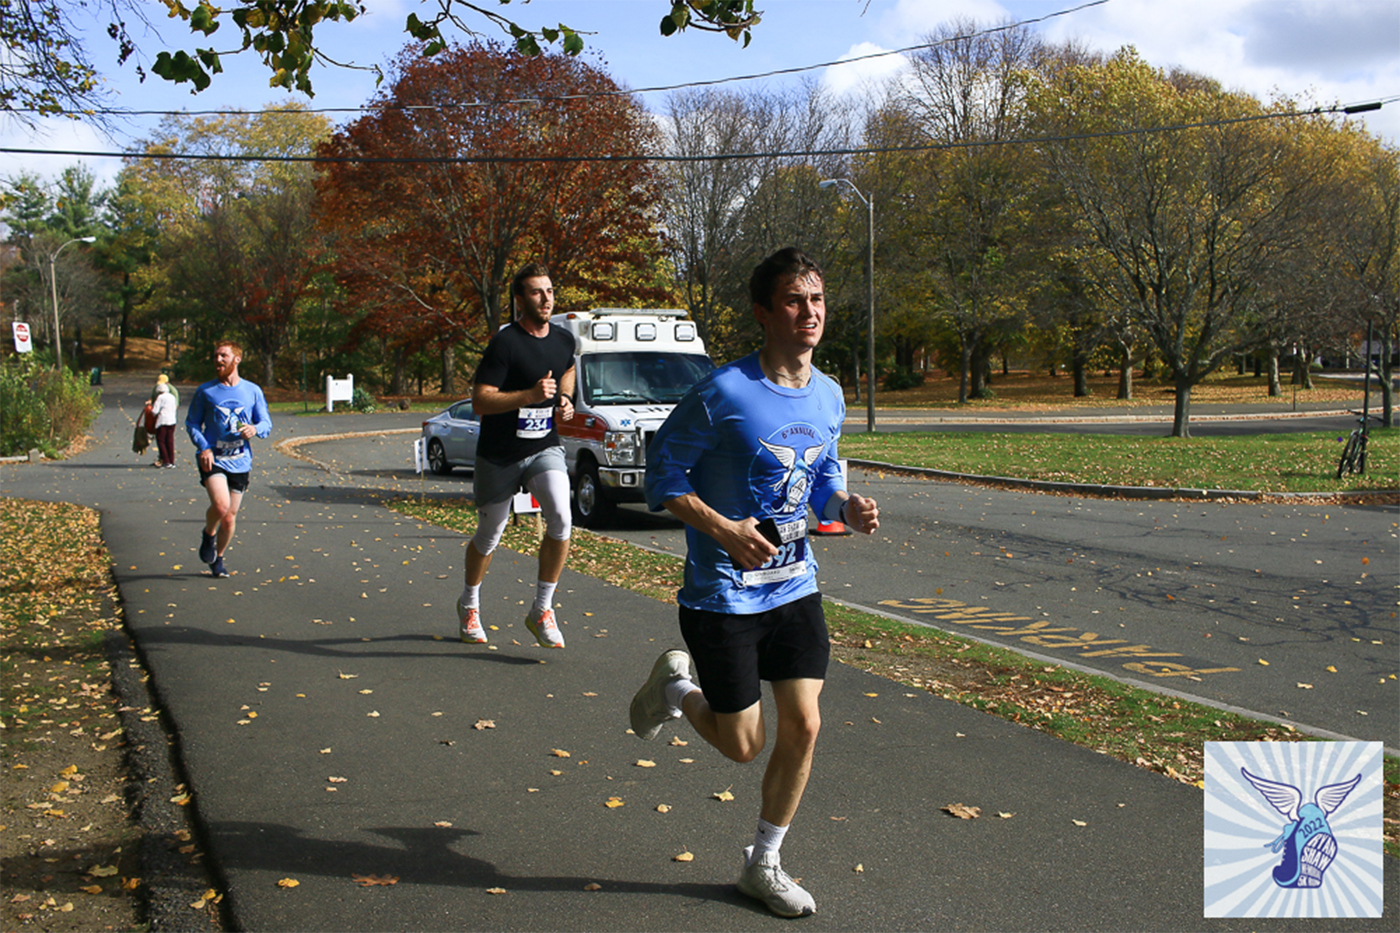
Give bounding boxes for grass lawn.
[840,428,1399,494]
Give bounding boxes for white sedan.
[421,399,479,474]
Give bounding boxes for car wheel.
[573,460,616,528]
[427,439,453,475]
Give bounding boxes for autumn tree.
[1030,51,1343,436]
[659,82,851,366]
[124,103,332,383]
[892,18,1051,403]
[317,42,669,394]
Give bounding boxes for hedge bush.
[0,356,102,457]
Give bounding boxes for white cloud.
[821,42,909,97]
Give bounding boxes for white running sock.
[663,677,696,714]
[750,819,789,864]
[532,579,558,614]
[460,582,480,611]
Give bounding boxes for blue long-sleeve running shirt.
[185,378,272,473]
[645,352,845,614]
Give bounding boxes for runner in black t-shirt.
[456,262,577,648]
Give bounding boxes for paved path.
[2,374,1394,931]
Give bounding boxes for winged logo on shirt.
[758,436,827,514]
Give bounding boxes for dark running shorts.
[199,466,250,493]
[678,591,828,715]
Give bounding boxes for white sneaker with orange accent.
[457,600,487,644]
[525,607,564,648]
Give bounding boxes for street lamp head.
[817,179,838,189]
[78,236,96,243]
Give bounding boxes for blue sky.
[5,0,1398,188]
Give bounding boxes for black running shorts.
[678,591,828,715]
[199,466,250,493]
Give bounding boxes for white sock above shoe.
[663,677,696,715]
[532,579,558,615]
[750,818,789,864]
[459,583,480,611]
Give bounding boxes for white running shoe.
[525,607,564,648]
[629,649,690,741]
[457,600,487,644]
[737,845,816,918]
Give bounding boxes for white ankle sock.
[533,579,558,614]
[460,583,480,611]
[750,819,789,864]
[663,677,696,714]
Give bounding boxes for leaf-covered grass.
[839,428,1398,493]
[387,496,1399,857]
[0,499,145,931]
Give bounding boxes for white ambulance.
[555,308,715,527]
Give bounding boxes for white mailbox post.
[325,374,354,412]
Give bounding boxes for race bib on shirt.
[516,406,553,439]
[735,516,808,586]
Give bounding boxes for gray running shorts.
[473,445,567,507]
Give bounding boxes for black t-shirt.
[474,321,577,465]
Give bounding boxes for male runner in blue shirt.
[631,247,880,917]
[185,340,272,578]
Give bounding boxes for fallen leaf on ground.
[605,797,625,808]
[486,887,507,895]
[1072,819,1087,826]
[552,748,571,758]
[352,874,399,886]
[473,719,495,730]
[713,787,735,802]
[337,672,358,680]
[327,776,347,783]
[434,821,453,828]
[277,878,299,888]
[635,759,657,768]
[996,812,1015,819]
[79,885,102,895]
[673,850,694,862]
[88,865,119,877]
[854,863,864,873]
[584,882,602,891]
[669,736,688,746]
[942,804,981,820]
[656,804,671,813]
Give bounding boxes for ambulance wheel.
[427,439,453,475]
[574,461,616,528]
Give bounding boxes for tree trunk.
[441,344,456,396]
[1117,345,1133,400]
[1072,353,1091,397]
[958,342,972,404]
[852,342,861,403]
[391,346,407,396]
[262,353,275,387]
[1267,351,1281,397]
[1171,377,1192,438]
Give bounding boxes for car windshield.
[581,352,714,405]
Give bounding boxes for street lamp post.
[818,178,875,432]
[48,236,97,370]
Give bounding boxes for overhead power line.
[18,1,1111,119]
[3,99,1391,168]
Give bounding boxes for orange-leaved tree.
[315,41,668,393]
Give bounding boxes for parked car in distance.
[421,399,479,474]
